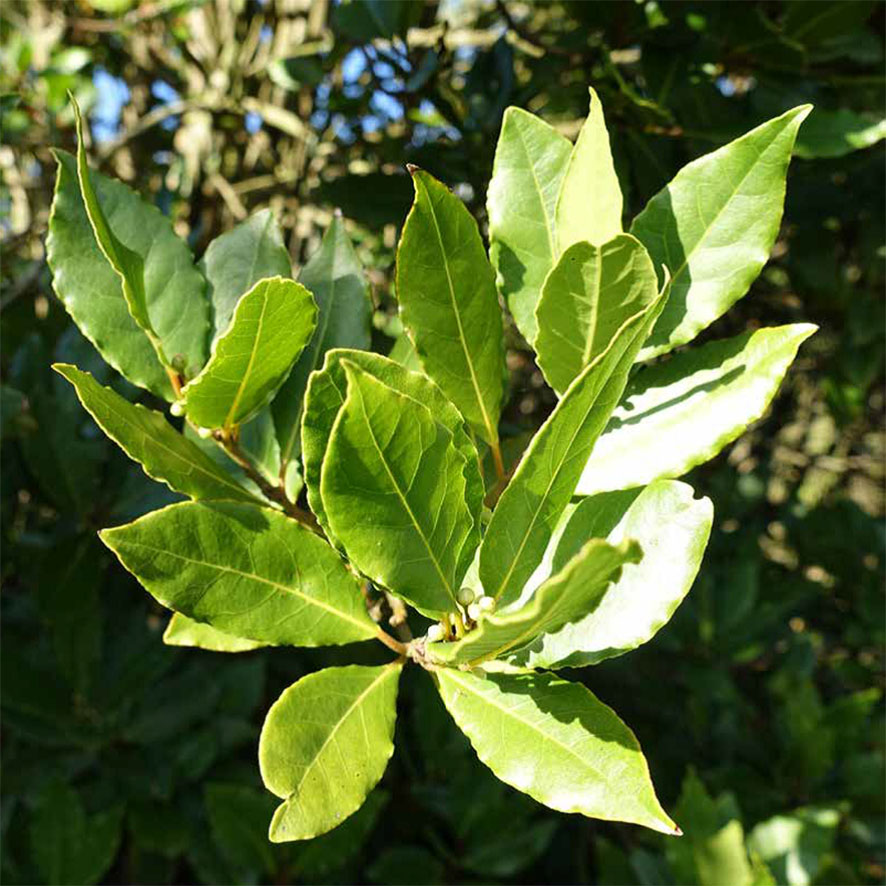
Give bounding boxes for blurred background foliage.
[1,0,883,883]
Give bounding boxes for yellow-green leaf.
[487,107,572,344]
[555,88,623,252]
[535,234,658,394]
[182,277,316,429]
[437,669,678,835]
[259,663,402,842]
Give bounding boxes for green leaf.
[794,107,886,159]
[387,332,422,371]
[436,669,678,835]
[36,538,102,694]
[47,149,208,399]
[163,613,267,652]
[667,770,755,886]
[238,407,282,484]
[273,214,372,465]
[576,324,818,496]
[487,106,572,344]
[259,662,402,842]
[320,362,479,618]
[293,789,389,879]
[53,363,261,505]
[30,780,122,886]
[555,87,623,252]
[71,101,159,354]
[479,285,668,606]
[513,480,713,669]
[429,538,641,666]
[396,168,505,446]
[204,783,276,877]
[182,277,317,429]
[199,208,292,344]
[100,501,377,646]
[302,348,483,547]
[747,806,841,886]
[632,105,811,359]
[535,234,658,394]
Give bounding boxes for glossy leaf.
[577,324,817,496]
[199,208,291,344]
[100,501,377,646]
[632,105,811,359]
[302,348,483,545]
[479,285,668,605]
[320,362,478,618]
[273,214,372,465]
[163,613,266,653]
[47,150,208,399]
[72,101,158,352]
[429,538,641,666]
[487,106,572,344]
[259,663,402,842]
[513,480,713,669]
[555,87,623,252]
[436,669,678,835]
[182,277,316,429]
[53,363,260,505]
[535,234,658,394]
[396,168,505,446]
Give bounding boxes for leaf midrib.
[490,312,645,600]
[580,246,603,366]
[445,671,612,784]
[352,376,457,605]
[111,537,374,635]
[514,121,558,262]
[224,282,269,427]
[424,184,497,446]
[287,664,397,803]
[651,123,789,292]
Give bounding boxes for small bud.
[456,586,475,606]
[478,595,496,613]
[467,602,481,621]
[197,426,213,439]
[427,623,445,643]
[170,401,185,417]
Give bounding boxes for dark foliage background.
[1,1,883,884]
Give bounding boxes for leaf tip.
[405,163,421,175]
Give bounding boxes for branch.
[215,429,324,535]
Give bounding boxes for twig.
[215,429,324,535]
[375,627,409,656]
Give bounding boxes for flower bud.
[170,401,185,417]
[456,586,475,606]
[467,602,481,621]
[427,623,445,643]
[197,426,213,439]
[478,595,496,613]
